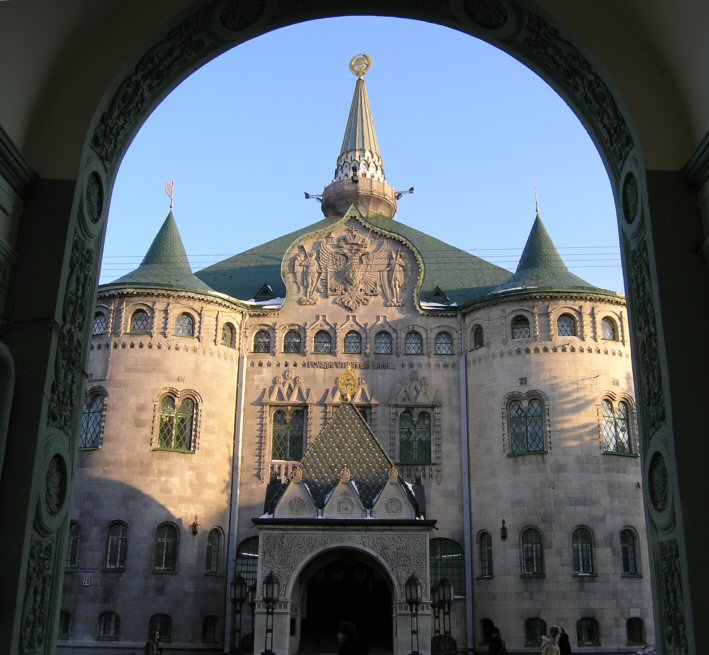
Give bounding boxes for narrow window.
[572,527,594,575]
[626,618,645,645]
[511,315,531,339]
[602,399,632,453]
[98,612,120,640]
[399,411,432,465]
[158,396,196,451]
[577,617,599,646]
[154,523,178,572]
[405,330,423,355]
[521,528,544,576]
[435,331,453,355]
[254,330,271,353]
[557,313,577,336]
[221,323,236,347]
[314,330,332,353]
[58,610,71,639]
[66,521,80,569]
[236,537,259,586]
[80,392,105,449]
[472,325,484,349]
[429,538,465,597]
[130,309,150,334]
[206,528,223,574]
[92,311,108,335]
[149,614,172,642]
[175,312,195,337]
[621,529,639,575]
[203,615,218,643]
[272,410,305,461]
[105,522,128,570]
[478,531,493,578]
[374,331,393,354]
[601,316,618,340]
[284,330,302,353]
[509,397,545,454]
[525,618,547,647]
[344,331,362,354]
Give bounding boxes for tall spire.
[320,54,398,220]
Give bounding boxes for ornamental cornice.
[468,342,630,365]
[461,289,627,314]
[89,339,237,361]
[97,286,249,312]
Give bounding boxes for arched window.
[626,618,645,645]
[105,521,128,570]
[175,312,195,337]
[435,331,453,355]
[58,610,71,639]
[92,311,108,335]
[149,614,172,642]
[80,391,105,449]
[272,410,305,461]
[621,529,639,575]
[374,331,393,354]
[202,615,218,643]
[221,323,236,347]
[236,537,259,586]
[157,395,196,451]
[130,309,150,334]
[314,330,332,353]
[601,316,618,340]
[525,618,547,647]
[206,528,223,574]
[602,399,632,453]
[399,411,431,465]
[98,612,120,640]
[344,331,362,354]
[480,618,495,645]
[429,538,465,597]
[254,330,271,353]
[577,617,599,646]
[557,313,577,336]
[511,315,531,339]
[521,527,544,576]
[66,521,80,568]
[154,523,178,572]
[472,325,484,349]
[572,527,594,575]
[478,531,493,578]
[508,397,545,454]
[405,330,423,355]
[284,330,302,353]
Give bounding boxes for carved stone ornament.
[622,171,638,224]
[45,454,67,515]
[384,498,403,515]
[291,224,411,310]
[48,233,94,434]
[85,171,104,224]
[220,0,265,31]
[521,13,633,176]
[20,531,55,653]
[288,497,306,515]
[658,539,689,654]
[337,497,354,514]
[464,0,508,29]
[648,451,669,513]
[260,532,428,599]
[627,235,666,435]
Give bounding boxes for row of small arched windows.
[65,521,224,574]
[477,526,642,578]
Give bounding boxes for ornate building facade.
[58,57,653,655]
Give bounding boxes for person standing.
[541,626,560,655]
[558,627,572,655]
[145,630,161,655]
[337,621,368,655]
[488,626,508,655]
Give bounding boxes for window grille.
[405,331,423,354]
[602,399,631,453]
[284,330,301,353]
[374,331,393,354]
[479,531,493,578]
[98,612,120,640]
[221,323,236,347]
[236,537,259,587]
[105,522,127,569]
[557,313,577,336]
[344,331,362,353]
[149,614,172,642]
[472,325,484,349]
[203,616,218,643]
[525,618,546,647]
[429,538,465,597]
[58,611,71,639]
[92,311,108,335]
[601,317,618,340]
[521,528,544,575]
[272,410,305,461]
[511,315,530,339]
[435,332,453,355]
[509,398,545,453]
[158,396,195,451]
[399,411,431,465]
[80,393,104,448]
[621,529,639,575]
[130,309,150,334]
[572,527,594,575]
[314,330,332,353]
[254,330,271,353]
[577,617,599,646]
[175,313,195,337]
[626,618,645,645]
[154,524,178,572]
[206,528,222,574]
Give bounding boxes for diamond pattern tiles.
[300,403,393,509]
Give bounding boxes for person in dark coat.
[144,630,161,655]
[337,621,368,655]
[488,626,508,655]
[558,627,572,655]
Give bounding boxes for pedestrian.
[488,626,508,655]
[541,625,560,655]
[145,630,161,655]
[558,627,572,655]
[337,621,368,655]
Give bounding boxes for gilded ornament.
[349,53,372,78]
[337,366,359,401]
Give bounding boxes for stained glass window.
[509,398,545,453]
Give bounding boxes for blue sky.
[102,16,625,293]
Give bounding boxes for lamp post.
[430,581,441,637]
[405,573,422,655]
[438,577,454,637]
[231,574,248,653]
[261,571,279,655]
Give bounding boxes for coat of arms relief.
[291,223,411,311]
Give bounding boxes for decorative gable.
[395,370,437,405]
[273,467,317,519]
[322,465,367,519]
[371,467,417,520]
[267,370,309,404]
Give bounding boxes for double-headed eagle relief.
[292,223,410,310]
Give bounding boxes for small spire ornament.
[349,53,372,78]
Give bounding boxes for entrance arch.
[0,3,706,655]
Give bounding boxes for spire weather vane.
[534,180,540,216]
[165,179,175,210]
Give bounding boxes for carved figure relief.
[291,223,412,310]
[21,531,55,653]
[658,539,688,654]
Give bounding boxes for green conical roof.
[490,214,597,295]
[104,212,213,293]
[340,77,381,159]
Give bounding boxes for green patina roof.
[489,214,600,296]
[340,77,381,158]
[195,211,513,306]
[103,212,214,293]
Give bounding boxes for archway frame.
[0,1,697,654]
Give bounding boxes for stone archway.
[1,2,698,654]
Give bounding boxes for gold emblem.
[349,53,372,78]
[337,366,359,401]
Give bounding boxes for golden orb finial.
[349,53,372,78]
[337,366,359,401]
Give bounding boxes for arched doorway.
[298,549,393,654]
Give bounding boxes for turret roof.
[340,76,382,162]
